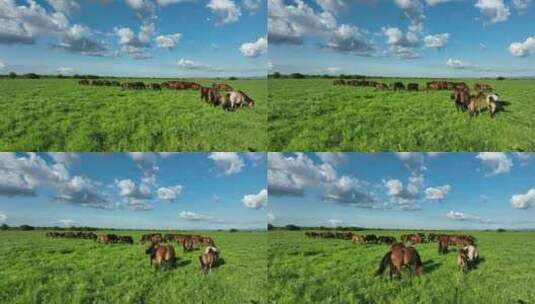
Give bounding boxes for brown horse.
[451,86,470,111]
[213,83,233,91]
[182,237,194,251]
[458,247,468,272]
[375,243,424,279]
[199,246,220,273]
[475,83,493,91]
[145,243,176,270]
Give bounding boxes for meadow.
[0,78,267,151]
[268,78,535,151]
[268,230,535,304]
[0,230,267,304]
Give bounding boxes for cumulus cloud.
[512,0,532,13]
[508,36,535,57]
[425,185,450,200]
[157,185,183,201]
[179,210,213,221]
[425,0,452,5]
[382,26,420,59]
[424,33,449,49]
[56,66,73,74]
[125,0,156,21]
[325,24,375,56]
[315,0,346,13]
[267,210,275,223]
[446,58,475,69]
[243,0,263,14]
[155,33,182,48]
[48,152,79,166]
[207,0,241,25]
[55,176,111,209]
[58,218,76,226]
[475,0,510,24]
[177,58,219,71]
[115,178,151,200]
[242,189,267,209]
[510,189,535,209]
[268,153,376,208]
[0,213,7,223]
[46,0,80,16]
[395,152,425,174]
[0,59,5,69]
[114,23,154,59]
[209,152,245,176]
[127,152,159,174]
[156,0,194,5]
[268,0,336,45]
[55,24,107,56]
[446,210,491,223]
[384,178,420,205]
[315,153,347,166]
[476,152,512,176]
[239,36,267,57]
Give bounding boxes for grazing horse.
[97,234,118,244]
[78,80,90,85]
[438,238,449,254]
[407,83,419,91]
[486,93,504,118]
[145,243,176,270]
[375,83,389,90]
[451,86,470,111]
[475,83,493,92]
[226,90,255,109]
[200,87,211,102]
[182,237,194,251]
[199,246,220,273]
[375,243,424,279]
[352,235,365,243]
[150,83,161,90]
[463,245,480,269]
[392,82,405,91]
[458,247,468,272]
[118,236,133,244]
[333,79,346,85]
[212,83,233,91]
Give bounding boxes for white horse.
[463,245,480,268]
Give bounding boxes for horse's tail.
[375,251,391,276]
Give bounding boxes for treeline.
[0,224,249,232]
[0,72,242,80]
[268,72,509,81]
[268,224,512,233]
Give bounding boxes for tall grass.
[268,79,535,151]
[0,79,267,151]
[0,230,267,303]
[268,230,535,304]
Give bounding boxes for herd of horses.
[78,79,255,111]
[46,231,221,273]
[333,79,506,118]
[306,231,481,279]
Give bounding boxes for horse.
[212,83,233,91]
[475,83,493,91]
[200,87,211,102]
[463,245,480,269]
[150,83,161,90]
[333,79,346,85]
[145,243,176,270]
[486,93,504,118]
[458,247,468,272]
[375,243,424,279]
[182,237,194,251]
[226,90,254,109]
[407,83,419,91]
[199,246,220,273]
[467,92,488,117]
[392,82,405,91]
[450,86,470,111]
[438,237,449,254]
[97,234,118,244]
[117,236,133,244]
[375,83,389,90]
[352,235,365,243]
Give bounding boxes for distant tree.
[497,228,506,232]
[290,73,305,79]
[267,223,274,230]
[25,73,40,79]
[8,72,16,79]
[1,224,9,230]
[229,228,238,232]
[272,72,281,79]
[19,224,35,231]
[497,76,506,80]
[57,74,65,79]
[285,224,301,231]
[228,76,238,80]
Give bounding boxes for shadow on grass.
[423,259,442,274]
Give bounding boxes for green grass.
[268,230,535,304]
[268,78,535,151]
[0,230,267,304]
[0,79,267,151]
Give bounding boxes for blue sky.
[268,152,535,230]
[0,152,267,229]
[0,0,267,77]
[268,0,535,77]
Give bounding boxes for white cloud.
[446,58,474,69]
[127,152,159,174]
[157,185,183,201]
[510,189,535,209]
[327,218,343,227]
[115,178,151,199]
[177,58,218,71]
[512,0,532,13]
[155,33,182,48]
[508,36,535,57]
[0,59,5,69]
[242,189,267,209]
[55,176,111,209]
[179,210,213,221]
[315,153,347,166]
[315,0,346,13]
[425,0,452,5]
[156,0,194,5]
[58,219,76,226]
[56,66,73,74]
[475,0,510,24]
[325,24,375,56]
[114,23,154,59]
[0,213,7,223]
[240,36,267,57]
[46,0,79,16]
[446,210,491,223]
[207,0,241,25]
[48,152,79,167]
[243,0,263,14]
[425,185,450,200]
[424,33,449,49]
[476,152,512,176]
[395,152,425,174]
[125,0,156,21]
[209,152,245,176]
[268,0,337,45]
[55,24,107,56]
[267,210,275,223]
[382,26,420,59]
[384,178,420,202]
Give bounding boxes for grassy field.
[0,78,267,151]
[268,78,535,151]
[0,230,267,303]
[268,230,535,304]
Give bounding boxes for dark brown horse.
[451,86,470,111]
[145,243,176,270]
[375,243,424,279]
